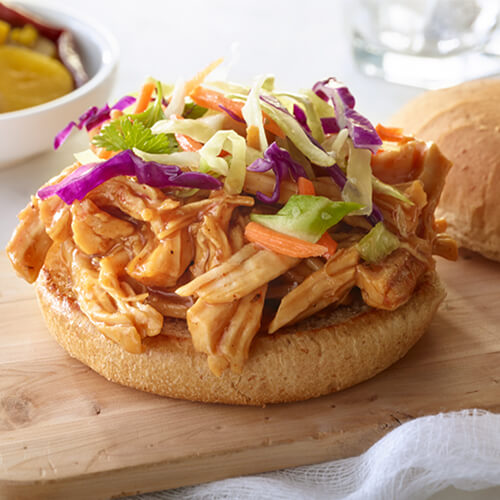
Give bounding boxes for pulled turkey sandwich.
[7,66,457,405]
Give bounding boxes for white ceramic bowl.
[0,1,119,168]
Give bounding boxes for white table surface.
[1,1,499,498]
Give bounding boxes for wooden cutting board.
[1,250,500,500]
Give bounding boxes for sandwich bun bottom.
[35,259,445,406]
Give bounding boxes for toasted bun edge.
[35,264,445,405]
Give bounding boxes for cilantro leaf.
[92,117,179,154]
[182,101,208,119]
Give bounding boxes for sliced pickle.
[0,45,74,113]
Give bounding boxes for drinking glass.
[351,0,500,88]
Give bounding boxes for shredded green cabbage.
[371,176,414,205]
[163,78,187,117]
[242,75,270,151]
[342,139,373,215]
[302,89,336,118]
[245,146,263,165]
[286,138,316,180]
[74,149,103,165]
[322,128,349,157]
[251,195,361,242]
[357,222,400,263]
[159,82,175,98]
[261,75,275,92]
[203,81,250,95]
[133,149,200,168]
[259,97,336,167]
[151,113,226,144]
[199,130,246,194]
[276,92,325,144]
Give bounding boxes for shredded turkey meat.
[126,227,194,288]
[71,199,135,255]
[187,285,267,375]
[68,241,163,353]
[269,248,359,332]
[7,130,456,376]
[7,199,52,283]
[356,248,427,310]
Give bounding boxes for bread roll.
[35,251,445,406]
[390,78,500,261]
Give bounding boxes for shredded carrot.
[170,114,202,152]
[190,86,241,111]
[87,125,102,140]
[185,58,224,96]
[134,82,156,114]
[297,176,338,257]
[110,109,123,120]
[245,221,327,258]
[317,232,338,258]
[96,148,114,160]
[376,123,405,142]
[190,86,284,138]
[297,177,315,196]
[246,125,260,150]
[175,133,203,152]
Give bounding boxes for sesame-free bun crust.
[35,258,445,405]
[390,78,500,261]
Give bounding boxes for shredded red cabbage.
[38,150,222,204]
[321,117,340,134]
[312,78,381,154]
[37,163,96,201]
[218,104,245,123]
[293,104,340,135]
[326,164,383,225]
[53,96,136,150]
[366,204,384,225]
[247,142,306,204]
[326,164,347,189]
[293,104,310,132]
[315,83,355,111]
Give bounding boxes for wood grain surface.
[0,250,499,499]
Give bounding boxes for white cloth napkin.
[131,410,500,500]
